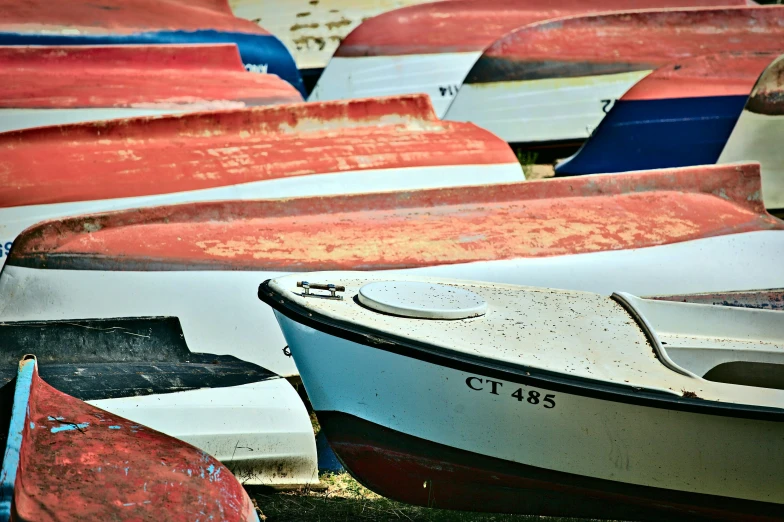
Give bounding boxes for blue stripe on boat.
[555,95,749,176]
[0,357,35,522]
[0,30,305,96]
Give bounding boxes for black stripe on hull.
[0,316,277,399]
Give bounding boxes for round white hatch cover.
[358,281,487,320]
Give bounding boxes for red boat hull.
[319,411,782,521]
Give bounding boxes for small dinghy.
[228,0,435,86]
[719,54,784,212]
[0,0,303,94]
[0,317,318,487]
[310,0,746,116]
[3,163,783,378]
[444,5,784,145]
[0,44,302,132]
[0,93,521,266]
[0,356,259,521]
[260,272,784,520]
[555,52,777,176]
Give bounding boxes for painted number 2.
[600,99,616,114]
[438,84,459,97]
[466,376,556,409]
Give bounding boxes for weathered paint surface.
[0,44,302,109]
[719,54,784,209]
[0,0,265,35]
[0,0,304,95]
[0,95,515,208]
[653,289,784,310]
[229,0,436,70]
[465,6,784,84]
[621,52,778,101]
[555,52,777,175]
[331,0,749,57]
[1,357,257,522]
[8,163,782,271]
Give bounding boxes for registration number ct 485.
[466,376,556,409]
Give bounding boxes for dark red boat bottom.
[318,411,781,521]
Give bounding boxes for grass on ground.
[248,472,592,522]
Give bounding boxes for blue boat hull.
[555,95,748,176]
[0,30,305,96]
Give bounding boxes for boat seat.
[614,293,784,390]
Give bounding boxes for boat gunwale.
[258,279,784,421]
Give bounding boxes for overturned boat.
[0,44,302,132]
[719,53,784,212]
[444,5,784,145]
[555,52,777,176]
[0,356,259,521]
[261,272,784,520]
[0,317,318,487]
[0,0,304,94]
[0,93,521,265]
[2,163,783,378]
[228,0,435,85]
[310,0,747,116]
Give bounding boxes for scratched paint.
[0,45,302,110]
[465,7,784,85]
[0,94,515,208]
[0,0,304,95]
[228,0,434,70]
[3,357,258,521]
[8,163,781,271]
[620,52,778,101]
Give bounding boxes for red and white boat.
[0,44,302,132]
[0,356,259,521]
[2,163,782,379]
[444,5,784,144]
[0,0,304,93]
[0,94,521,264]
[261,271,784,520]
[309,0,749,116]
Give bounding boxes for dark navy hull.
[0,30,304,95]
[555,95,748,175]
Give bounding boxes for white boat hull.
[275,310,783,514]
[309,52,481,117]
[0,108,187,133]
[719,111,784,210]
[2,230,783,378]
[444,71,651,143]
[89,379,318,486]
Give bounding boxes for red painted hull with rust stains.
[0,45,302,109]
[0,0,264,35]
[318,411,783,521]
[1,357,257,522]
[335,0,749,57]
[7,163,782,271]
[465,6,784,84]
[0,94,515,208]
[621,52,778,101]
